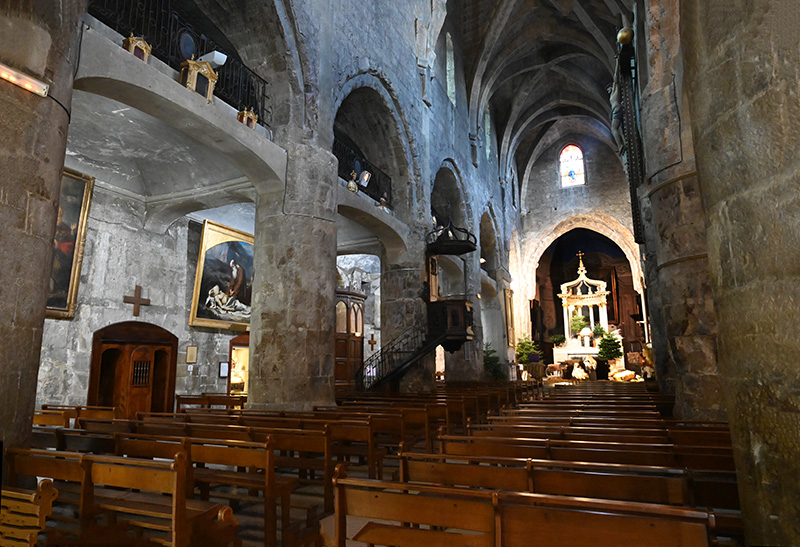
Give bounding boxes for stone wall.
[37,187,236,407]
[680,2,800,543]
[637,0,724,420]
[0,1,87,454]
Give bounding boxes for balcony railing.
[88,0,271,129]
[333,137,393,208]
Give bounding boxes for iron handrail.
[88,0,272,128]
[332,137,393,208]
[355,325,427,390]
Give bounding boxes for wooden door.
[334,290,365,397]
[89,322,178,419]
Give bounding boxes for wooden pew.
[0,480,58,546]
[470,421,732,447]
[439,434,736,471]
[188,437,295,547]
[32,410,71,428]
[41,404,117,427]
[5,448,239,547]
[325,465,716,547]
[397,451,692,506]
[176,394,247,412]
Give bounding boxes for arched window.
[484,107,492,161]
[559,144,585,187]
[446,33,456,106]
[335,301,347,333]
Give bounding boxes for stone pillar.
[0,1,86,459]
[562,304,570,338]
[247,143,338,409]
[681,3,800,543]
[599,302,608,331]
[637,0,724,420]
[381,240,431,391]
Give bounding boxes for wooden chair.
[0,480,59,546]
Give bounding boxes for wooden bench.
[0,480,58,546]
[32,410,71,428]
[439,434,736,471]
[187,437,296,547]
[5,448,239,547]
[41,405,117,427]
[470,421,732,447]
[176,395,247,412]
[397,451,693,506]
[324,465,716,547]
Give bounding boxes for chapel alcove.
[88,322,178,419]
[536,228,644,354]
[228,333,250,395]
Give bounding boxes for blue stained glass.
[560,145,585,187]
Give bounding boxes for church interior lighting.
[0,61,49,97]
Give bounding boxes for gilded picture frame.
[189,220,254,330]
[46,168,94,319]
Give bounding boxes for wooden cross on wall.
[368,333,377,351]
[123,285,151,316]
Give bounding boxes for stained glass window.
[446,33,456,106]
[560,144,585,187]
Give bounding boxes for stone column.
[681,3,800,543]
[247,143,338,409]
[562,304,570,338]
[637,0,724,420]
[381,238,432,391]
[599,302,608,331]
[0,1,86,458]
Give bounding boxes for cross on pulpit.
[368,333,377,351]
[123,285,150,316]
[576,251,584,261]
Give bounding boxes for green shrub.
[483,343,505,381]
[593,323,606,337]
[570,311,588,335]
[515,335,541,363]
[550,334,566,347]
[597,333,623,360]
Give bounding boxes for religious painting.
[190,220,254,330]
[46,168,94,319]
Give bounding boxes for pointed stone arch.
[522,213,643,304]
[333,74,420,224]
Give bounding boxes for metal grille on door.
[132,360,151,386]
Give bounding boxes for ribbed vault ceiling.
[457,0,633,185]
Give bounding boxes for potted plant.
[515,335,542,379]
[550,334,566,347]
[593,323,606,338]
[483,343,506,381]
[596,333,623,380]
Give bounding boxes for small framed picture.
[219,361,230,378]
[186,346,198,364]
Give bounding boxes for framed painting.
[190,220,254,330]
[46,168,94,319]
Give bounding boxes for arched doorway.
[536,228,644,356]
[88,322,178,419]
[334,289,365,398]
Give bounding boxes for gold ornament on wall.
[123,34,152,62]
[180,55,218,102]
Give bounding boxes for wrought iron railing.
[355,325,427,390]
[88,0,271,128]
[333,137,393,208]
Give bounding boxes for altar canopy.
[557,252,610,337]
